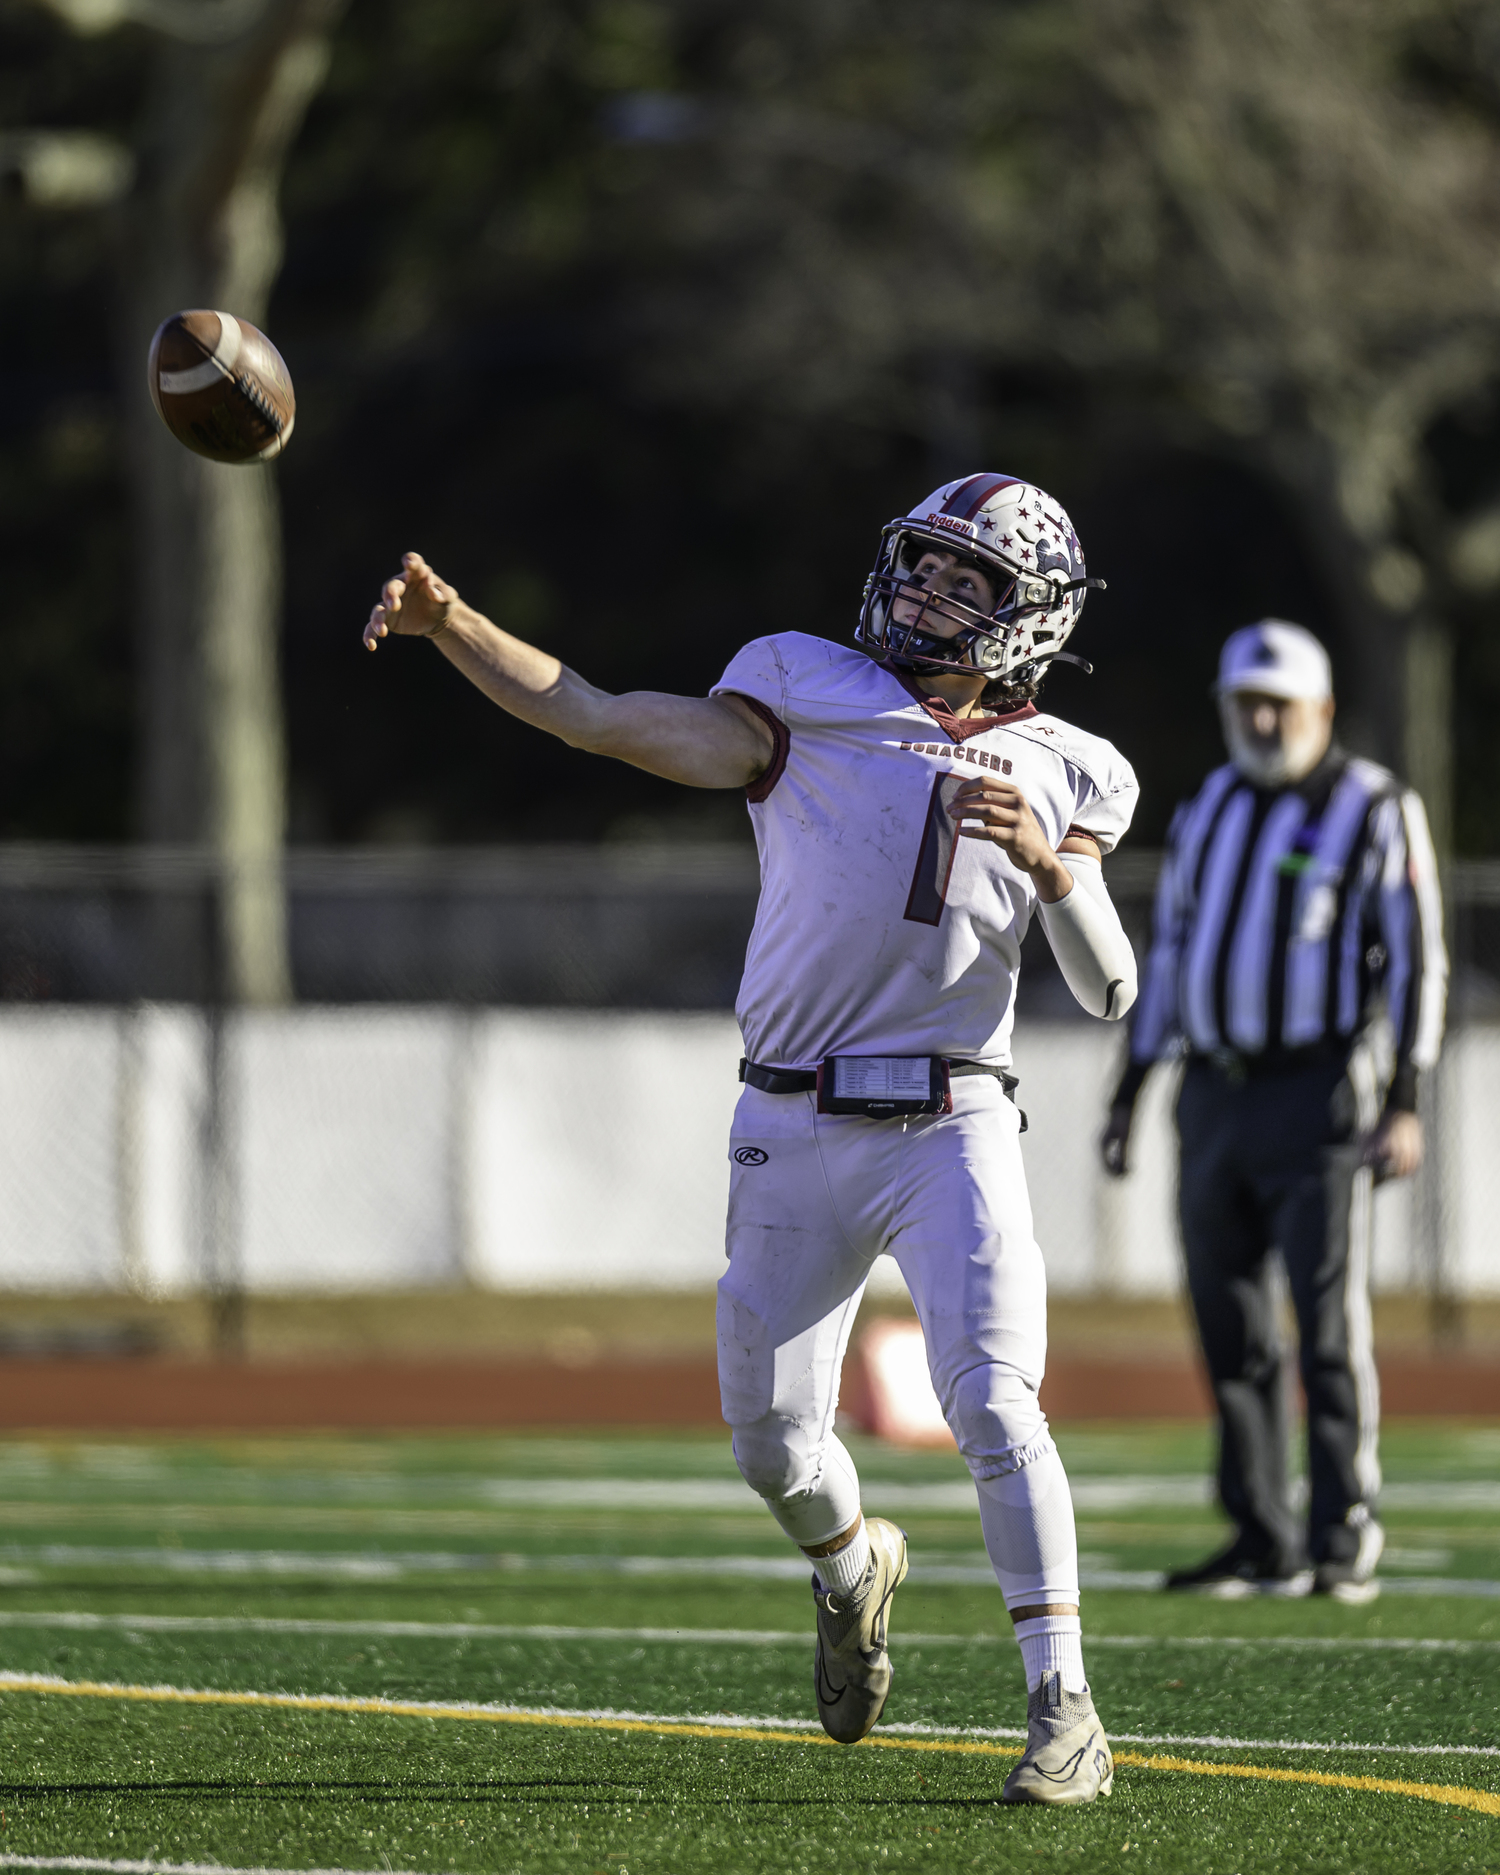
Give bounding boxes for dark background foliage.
[4,0,1499,852]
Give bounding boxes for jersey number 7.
[904,773,966,925]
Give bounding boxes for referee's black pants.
[1175,1055,1379,1573]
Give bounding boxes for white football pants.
[717,1077,1080,1611]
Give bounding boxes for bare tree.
[19,0,347,1349]
[34,0,347,1004]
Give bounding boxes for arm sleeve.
[1036,856,1138,1020]
[1375,788,1448,1113]
[1110,808,1190,1109]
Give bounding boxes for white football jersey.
[712,632,1139,1070]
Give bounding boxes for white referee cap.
[1216,619,1332,701]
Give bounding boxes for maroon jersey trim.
[728,693,792,803]
[885,665,1038,744]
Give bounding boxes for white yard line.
[0,1610,815,1644]
[1107,1731,1500,1759]
[0,1852,436,1867]
[479,1478,1212,1511]
[474,1475,1500,1513]
[0,1546,830,1581]
[0,1545,1017,1585]
[2,1610,1500,1652]
[1087,1632,1500,1651]
[0,1670,1490,1764]
[0,1472,1494,1513]
[0,1857,437,1875]
[1,1543,1496,1595]
[882,1720,1500,1759]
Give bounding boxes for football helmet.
[857,473,1103,685]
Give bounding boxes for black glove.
[1101,1101,1133,1178]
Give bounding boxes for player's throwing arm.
[363,551,775,790]
[364,556,1134,1023]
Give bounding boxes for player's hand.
[947,778,1071,897]
[1101,1102,1133,1178]
[1363,1110,1423,1181]
[364,552,457,651]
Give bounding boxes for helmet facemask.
[858,521,1081,687]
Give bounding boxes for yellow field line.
[1109,1751,1500,1818]
[1,1673,1496,1818]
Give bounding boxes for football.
[147,309,296,464]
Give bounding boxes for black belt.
[1191,1042,1350,1085]
[739,1057,1018,1097]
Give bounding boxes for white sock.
[808,1520,871,1597]
[1013,1614,1086,1694]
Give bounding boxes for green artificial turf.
[0,1425,1493,1874]
[2,1696,1496,1875]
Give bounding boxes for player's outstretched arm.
[363,553,774,790]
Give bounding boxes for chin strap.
[1006,649,1094,687]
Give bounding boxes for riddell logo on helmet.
[924,513,979,540]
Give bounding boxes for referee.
[1102,620,1446,1602]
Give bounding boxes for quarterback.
[363,472,1139,1804]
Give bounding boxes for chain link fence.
[0,845,762,1007]
[0,843,1489,1322]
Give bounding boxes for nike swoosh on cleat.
[1034,1739,1092,1784]
[815,1653,848,1708]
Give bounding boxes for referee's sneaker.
[1101,621,1447,1603]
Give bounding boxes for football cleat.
[1002,1671,1114,1805]
[1314,1518,1384,1604]
[1164,1539,1312,1600]
[1313,1561,1380,1605]
[811,1516,909,1743]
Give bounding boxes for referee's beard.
[1221,704,1331,789]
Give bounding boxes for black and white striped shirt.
[1118,750,1447,1112]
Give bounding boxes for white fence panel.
[235,1009,464,1291]
[467,1010,742,1290]
[0,1006,1484,1296]
[1445,1028,1500,1299]
[0,1010,121,1289]
[128,1004,207,1294]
